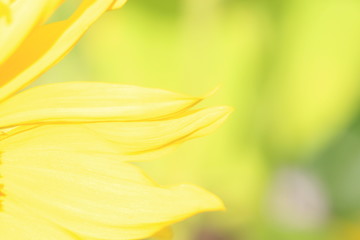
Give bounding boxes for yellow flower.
[0,1,231,240]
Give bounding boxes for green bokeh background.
[36,0,360,239]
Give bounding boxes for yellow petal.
[0,200,75,240]
[0,0,64,66]
[152,227,173,240]
[0,106,231,162]
[2,151,224,240]
[0,101,230,239]
[0,82,204,129]
[0,0,117,102]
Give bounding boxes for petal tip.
[202,85,222,99]
[175,184,226,213]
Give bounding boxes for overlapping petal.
[0,106,231,161]
[1,130,224,239]
[0,82,204,129]
[0,87,231,239]
[0,0,119,102]
[0,0,64,66]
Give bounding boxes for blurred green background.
[37,0,360,239]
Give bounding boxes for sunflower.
[0,1,231,239]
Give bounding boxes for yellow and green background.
[36,0,360,239]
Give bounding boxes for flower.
[0,1,232,240]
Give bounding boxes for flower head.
[0,1,232,239]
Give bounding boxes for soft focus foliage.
[38,0,360,239]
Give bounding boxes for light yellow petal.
[0,0,117,102]
[2,152,224,240]
[0,106,231,162]
[0,82,203,129]
[0,200,76,240]
[0,102,230,239]
[0,0,64,66]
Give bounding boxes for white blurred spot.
[267,167,329,229]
